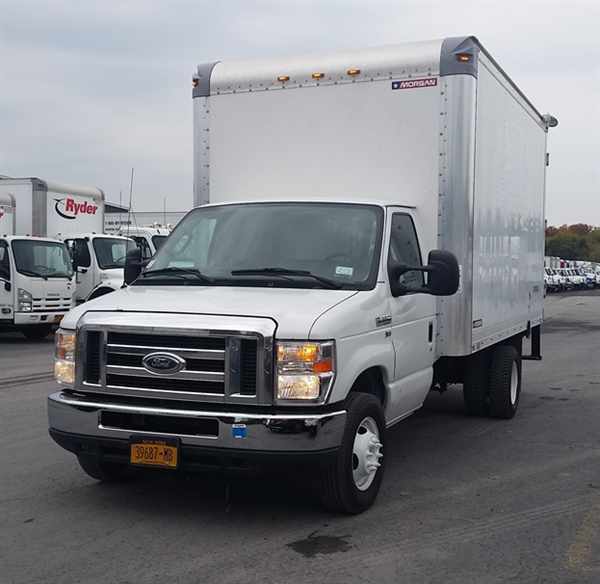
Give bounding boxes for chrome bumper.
[48,392,346,453]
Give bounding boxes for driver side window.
[387,214,424,289]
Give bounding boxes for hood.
[18,275,73,299]
[61,285,358,338]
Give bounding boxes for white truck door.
[66,238,95,302]
[0,240,13,322]
[385,211,436,420]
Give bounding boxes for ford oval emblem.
[142,352,185,375]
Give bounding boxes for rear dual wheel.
[463,344,521,419]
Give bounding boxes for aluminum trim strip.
[105,365,225,382]
[52,392,346,422]
[107,344,225,360]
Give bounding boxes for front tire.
[320,392,385,514]
[488,345,521,419]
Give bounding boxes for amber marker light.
[311,72,325,80]
[456,53,472,63]
[347,68,361,76]
[277,75,290,82]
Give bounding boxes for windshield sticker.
[392,77,437,90]
[335,266,354,277]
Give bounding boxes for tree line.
[545,224,600,262]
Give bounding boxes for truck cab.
[0,235,74,339]
[63,233,135,303]
[119,226,170,263]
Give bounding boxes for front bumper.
[14,312,66,326]
[48,391,347,459]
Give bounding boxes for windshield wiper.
[231,267,342,289]
[18,269,47,280]
[140,267,214,283]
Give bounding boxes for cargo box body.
[193,36,549,358]
[0,178,105,238]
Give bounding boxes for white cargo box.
[0,178,105,238]
[192,36,551,357]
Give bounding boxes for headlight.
[17,288,33,312]
[54,329,76,385]
[276,341,335,401]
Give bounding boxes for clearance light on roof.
[456,53,472,63]
[347,68,361,76]
[277,75,290,82]
[311,72,325,80]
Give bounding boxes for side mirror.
[124,247,143,285]
[389,249,459,297]
[426,250,460,296]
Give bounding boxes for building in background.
[104,202,187,233]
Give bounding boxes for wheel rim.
[510,361,519,405]
[352,416,383,491]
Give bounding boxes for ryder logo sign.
[392,77,437,90]
[54,197,98,220]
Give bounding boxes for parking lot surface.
[1,293,600,584]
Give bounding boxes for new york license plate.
[129,437,179,469]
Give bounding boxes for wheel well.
[350,367,386,406]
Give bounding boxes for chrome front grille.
[32,296,72,312]
[75,312,274,406]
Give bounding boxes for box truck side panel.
[46,190,104,237]
[0,192,16,236]
[208,79,441,254]
[0,181,35,235]
[471,54,546,351]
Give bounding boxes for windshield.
[143,203,383,289]
[93,237,136,270]
[152,235,168,251]
[11,240,73,278]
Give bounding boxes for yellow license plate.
[130,439,178,468]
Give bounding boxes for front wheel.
[320,392,385,514]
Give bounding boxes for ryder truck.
[48,37,556,513]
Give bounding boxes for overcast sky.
[1,0,598,224]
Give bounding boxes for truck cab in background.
[63,234,136,303]
[118,226,170,263]
[0,236,73,339]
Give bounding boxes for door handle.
[375,315,392,327]
[428,321,433,343]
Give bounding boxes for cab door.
[385,210,436,422]
[0,240,13,322]
[65,238,94,303]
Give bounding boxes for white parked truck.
[48,36,556,513]
[118,226,170,262]
[0,177,136,304]
[0,185,74,339]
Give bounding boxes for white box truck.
[0,178,135,303]
[48,36,556,513]
[1,187,75,339]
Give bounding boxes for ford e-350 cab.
[48,36,555,513]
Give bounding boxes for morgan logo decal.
[54,197,99,220]
[392,77,438,90]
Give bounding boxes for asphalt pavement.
[1,293,600,584]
